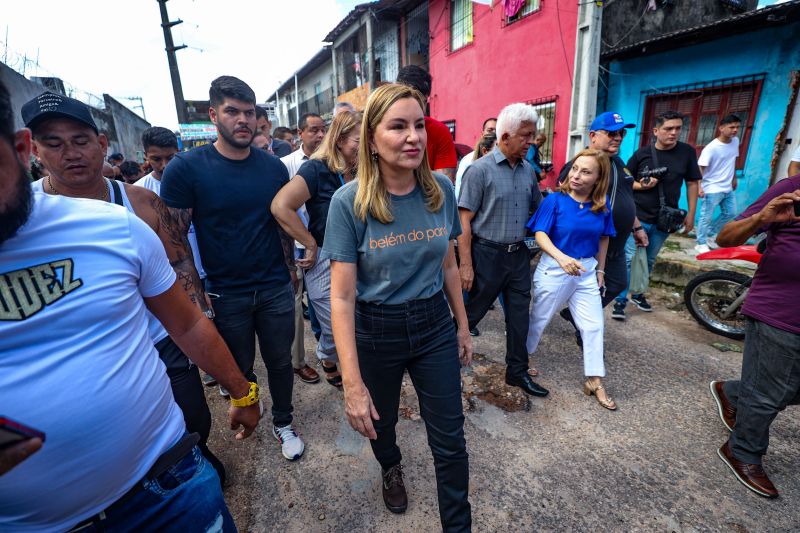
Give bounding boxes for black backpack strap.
[650,142,667,208]
[109,179,124,207]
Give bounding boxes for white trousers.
[526,254,606,377]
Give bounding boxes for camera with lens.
[638,166,667,185]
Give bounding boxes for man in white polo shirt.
[695,113,741,253]
[0,81,260,532]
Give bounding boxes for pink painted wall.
[427,0,577,187]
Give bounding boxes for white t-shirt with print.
[0,192,185,532]
[698,136,739,194]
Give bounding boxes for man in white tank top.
[21,92,229,483]
[1,83,260,531]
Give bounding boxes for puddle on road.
[398,353,530,419]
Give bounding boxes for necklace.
[569,191,588,209]
[48,175,109,202]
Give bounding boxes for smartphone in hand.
[0,417,45,448]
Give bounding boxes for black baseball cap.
[21,91,99,134]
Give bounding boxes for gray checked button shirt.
[457,147,542,244]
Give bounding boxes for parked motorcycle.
[684,245,762,340]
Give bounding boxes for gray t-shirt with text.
[324,174,461,305]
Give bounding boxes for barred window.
[507,0,541,24]
[640,75,763,170]
[450,0,473,52]
[527,97,557,165]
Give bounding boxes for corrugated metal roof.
[324,2,379,43]
[602,0,800,61]
[274,48,332,94]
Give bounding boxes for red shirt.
[425,117,457,172]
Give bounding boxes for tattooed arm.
[127,186,211,315]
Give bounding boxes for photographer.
[613,111,700,318]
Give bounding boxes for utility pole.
[120,96,147,121]
[157,0,188,124]
[567,1,603,159]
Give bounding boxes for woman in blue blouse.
[526,148,618,410]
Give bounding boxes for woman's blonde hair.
[559,148,611,213]
[354,83,443,223]
[310,110,361,175]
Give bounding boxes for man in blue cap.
[558,111,648,344]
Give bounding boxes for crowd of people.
[1,60,799,532]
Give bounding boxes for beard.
[0,159,33,246]
[217,121,254,149]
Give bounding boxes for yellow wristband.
[230,382,260,407]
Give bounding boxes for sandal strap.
[321,362,339,373]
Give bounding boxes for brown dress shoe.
[294,364,320,384]
[718,441,778,498]
[710,381,736,431]
[382,464,408,513]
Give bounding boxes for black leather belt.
[473,236,525,253]
[67,432,200,532]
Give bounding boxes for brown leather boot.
[382,464,408,513]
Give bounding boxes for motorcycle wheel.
[684,270,750,340]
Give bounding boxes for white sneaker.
[273,424,305,461]
[694,244,711,254]
[708,238,720,250]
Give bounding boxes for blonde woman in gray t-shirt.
[325,83,472,531]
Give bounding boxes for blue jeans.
[76,446,235,532]
[212,284,295,427]
[356,292,471,532]
[616,221,670,302]
[697,191,736,245]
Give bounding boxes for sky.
[2,0,363,129]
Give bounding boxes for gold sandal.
[583,380,617,411]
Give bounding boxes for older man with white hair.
[457,103,548,397]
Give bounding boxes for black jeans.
[212,283,295,427]
[356,292,471,533]
[601,249,628,308]
[156,336,226,484]
[723,318,800,464]
[465,241,531,378]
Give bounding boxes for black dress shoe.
[505,374,549,397]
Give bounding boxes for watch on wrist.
[230,381,260,407]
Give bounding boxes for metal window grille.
[526,95,558,165]
[637,74,764,169]
[506,0,542,24]
[450,0,473,52]
[405,2,430,69]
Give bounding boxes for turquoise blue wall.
[605,23,800,214]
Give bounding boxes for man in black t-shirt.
[161,76,305,462]
[614,110,701,318]
[557,112,648,343]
